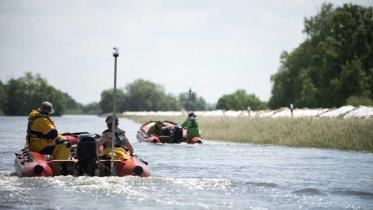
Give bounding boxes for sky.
[0,0,372,105]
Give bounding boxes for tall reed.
[124,115,373,152]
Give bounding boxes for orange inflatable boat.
[137,121,203,144]
[14,133,150,177]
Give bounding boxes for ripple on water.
[332,189,373,199]
[0,173,38,208]
[292,188,324,196]
[245,181,279,188]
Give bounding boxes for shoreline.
[123,115,373,153]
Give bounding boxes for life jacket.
[26,109,56,144]
[190,119,198,128]
[102,128,126,149]
[182,118,198,128]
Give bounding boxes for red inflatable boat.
[14,133,150,177]
[137,121,203,144]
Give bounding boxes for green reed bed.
[124,115,373,152]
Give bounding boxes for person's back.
[147,121,166,136]
[99,115,134,160]
[26,101,71,160]
[181,113,200,138]
[27,109,56,151]
[187,118,200,137]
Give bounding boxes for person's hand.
[55,138,71,147]
[55,138,65,145]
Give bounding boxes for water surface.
[0,115,372,209]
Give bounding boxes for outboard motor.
[77,134,98,176]
[172,125,183,143]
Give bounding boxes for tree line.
[0,72,265,115]
[0,72,105,115]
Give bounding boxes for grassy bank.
[124,115,373,152]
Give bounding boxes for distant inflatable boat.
[14,133,150,177]
[137,121,203,144]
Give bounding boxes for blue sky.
[0,0,372,104]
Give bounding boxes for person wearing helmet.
[147,120,170,136]
[181,112,201,140]
[98,115,134,160]
[26,101,71,160]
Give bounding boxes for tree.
[81,102,101,114]
[216,89,266,110]
[0,81,6,114]
[99,79,184,112]
[346,95,373,106]
[178,91,207,111]
[63,93,82,111]
[124,79,180,111]
[269,3,373,108]
[3,72,65,115]
[99,88,126,114]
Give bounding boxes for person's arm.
[162,125,171,131]
[98,132,108,146]
[181,119,188,128]
[147,126,154,135]
[35,118,58,140]
[193,119,199,127]
[124,136,134,156]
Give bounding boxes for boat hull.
[14,133,150,177]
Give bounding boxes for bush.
[346,96,373,106]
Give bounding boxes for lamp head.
[113,47,119,57]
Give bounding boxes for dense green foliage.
[0,73,100,115]
[99,79,182,113]
[346,96,373,107]
[178,91,207,111]
[99,88,127,113]
[216,89,266,110]
[0,81,6,115]
[0,73,210,115]
[98,80,210,113]
[1,72,65,115]
[63,93,82,111]
[125,79,180,111]
[81,102,100,114]
[269,3,373,108]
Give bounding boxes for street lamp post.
[111,47,119,175]
[188,87,192,114]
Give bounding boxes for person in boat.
[98,115,134,160]
[26,101,71,160]
[147,120,171,136]
[181,112,201,140]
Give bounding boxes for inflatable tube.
[115,157,150,177]
[14,150,53,177]
[189,136,203,144]
[14,132,150,177]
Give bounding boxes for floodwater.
[0,115,372,210]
